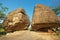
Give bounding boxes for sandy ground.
[0,30,60,40]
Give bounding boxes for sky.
[0,0,60,21]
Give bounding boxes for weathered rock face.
[3,8,30,32]
[32,4,60,31]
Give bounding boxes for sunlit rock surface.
[0,30,60,40]
[32,4,60,31]
[3,8,30,32]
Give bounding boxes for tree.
[52,6,60,35]
[0,3,8,35]
[0,3,8,27]
[0,3,8,21]
[52,6,60,15]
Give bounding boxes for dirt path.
[0,30,60,40]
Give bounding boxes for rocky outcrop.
[3,8,30,32]
[0,30,60,40]
[32,4,60,31]
[1,5,60,40]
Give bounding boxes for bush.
[0,23,6,36]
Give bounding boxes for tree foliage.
[0,3,8,27]
[0,3,8,36]
[52,6,60,15]
[0,3,8,20]
[52,6,60,36]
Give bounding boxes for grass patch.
[0,28,6,37]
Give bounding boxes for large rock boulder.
[32,4,60,31]
[0,30,60,40]
[3,8,30,32]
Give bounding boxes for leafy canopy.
[0,3,8,20]
[52,6,60,15]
